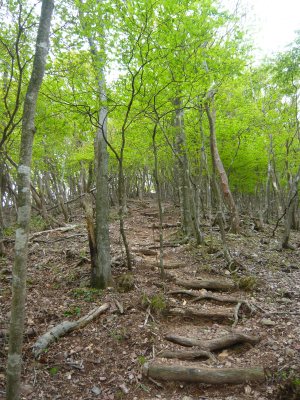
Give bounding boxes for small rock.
[261,318,275,326]
[182,397,193,400]
[91,386,102,396]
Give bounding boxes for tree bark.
[79,1,112,288]
[205,96,240,233]
[6,2,54,399]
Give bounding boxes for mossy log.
[143,363,265,384]
[32,303,110,358]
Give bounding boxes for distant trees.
[0,0,298,286]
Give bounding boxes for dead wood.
[143,363,265,384]
[32,303,110,358]
[159,349,216,361]
[165,331,260,351]
[175,277,235,291]
[29,225,79,240]
[167,306,233,320]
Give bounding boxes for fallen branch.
[29,225,79,240]
[143,363,265,384]
[32,303,110,358]
[175,278,235,291]
[165,331,260,351]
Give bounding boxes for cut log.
[175,278,235,291]
[168,306,233,321]
[32,303,110,358]
[159,349,216,361]
[165,331,260,351]
[143,363,265,384]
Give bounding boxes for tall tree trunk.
[79,1,111,288]
[152,122,165,279]
[173,97,193,237]
[6,2,54,399]
[0,159,5,256]
[205,96,240,234]
[94,101,111,286]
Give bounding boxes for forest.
[0,0,299,399]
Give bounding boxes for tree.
[6,1,54,399]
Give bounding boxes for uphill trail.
[0,199,299,400]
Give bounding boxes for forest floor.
[0,198,300,400]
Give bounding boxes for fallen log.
[165,331,260,351]
[143,363,265,384]
[175,278,235,291]
[168,306,233,321]
[32,303,110,358]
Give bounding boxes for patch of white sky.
[221,0,300,60]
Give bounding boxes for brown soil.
[0,199,300,400]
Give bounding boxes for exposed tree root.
[164,331,260,351]
[169,289,252,307]
[143,363,265,384]
[159,349,217,361]
[32,303,110,358]
[167,306,234,321]
[175,277,235,291]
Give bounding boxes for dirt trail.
[0,199,299,399]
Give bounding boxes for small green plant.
[109,327,128,342]
[64,306,81,317]
[30,215,47,231]
[235,275,258,292]
[49,366,60,376]
[3,224,17,237]
[137,355,147,366]
[141,292,167,314]
[275,371,300,400]
[70,288,103,302]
